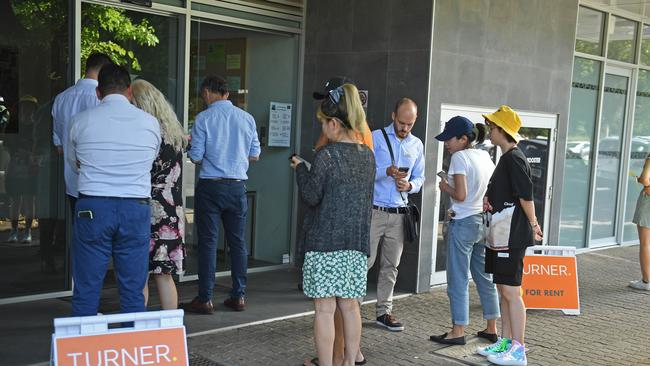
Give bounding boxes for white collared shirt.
[51,78,100,197]
[67,94,161,198]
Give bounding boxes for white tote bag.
[485,206,515,250]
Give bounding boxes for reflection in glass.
[575,6,605,55]
[607,16,638,63]
[560,57,601,248]
[517,128,551,231]
[591,74,628,240]
[0,0,69,299]
[624,70,650,241]
[641,25,650,66]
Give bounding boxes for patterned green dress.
[302,250,367,298]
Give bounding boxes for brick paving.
[187,246,650,365]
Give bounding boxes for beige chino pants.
[367,208,405,317]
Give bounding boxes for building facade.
[0,0,646,304]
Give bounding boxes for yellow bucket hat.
[482,105,522,142]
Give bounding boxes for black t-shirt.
[486,147,534,248]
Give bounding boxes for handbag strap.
[381,127,409,205]
[380,127,395,165]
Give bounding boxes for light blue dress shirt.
[51,78,100,197]
[372,124,425,207]
[189,100,261,180]
[68,94,161,198]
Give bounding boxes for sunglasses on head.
[328,86,344,105]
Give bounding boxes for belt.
[78,193,149,202]
[203,178,244,182]
[373,205,408,214]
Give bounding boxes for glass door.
[431,105,557,285]
[589,68,630,246]
[182,19,299,280]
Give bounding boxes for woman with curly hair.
[132,79,187,310]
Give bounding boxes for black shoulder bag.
[380,128,421,243]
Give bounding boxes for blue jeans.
[195,179,248,301]
[71,196,150,316]
[446,213,500,325]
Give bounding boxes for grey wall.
[300,0,434,292]
[419,0,578,291]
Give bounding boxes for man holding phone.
[368,97,425,331]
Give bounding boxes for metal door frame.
[430,104,558,286]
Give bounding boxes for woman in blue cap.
[430,116,500,346]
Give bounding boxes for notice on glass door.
[268,102,292,147]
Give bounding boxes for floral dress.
[149,141,185,275]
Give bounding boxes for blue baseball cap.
[435,116,473,141]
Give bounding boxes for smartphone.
[77,210,94,219]
[398,167,409,173]
[437,170,448,180]
[290,154,311,170]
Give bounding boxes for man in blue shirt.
[184,76,261,314]
[68,64,161,316]
[369,98,425,331]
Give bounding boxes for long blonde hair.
[131,79,187,152]
[316,83,370,135]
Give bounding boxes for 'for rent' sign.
[521,253,580,314]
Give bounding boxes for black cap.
[313,76,354,100]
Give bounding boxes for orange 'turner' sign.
[521,255,580,312]
[54,327,188,366]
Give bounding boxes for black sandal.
[429,332,466,345]
[477,330,498,343]
[309,356,367,365]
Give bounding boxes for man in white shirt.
[67,64,161,316]
[52,52,113,214]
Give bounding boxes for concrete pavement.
[186,245,650,365]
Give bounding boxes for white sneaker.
[487,340,526,366]
[629,279,650,291]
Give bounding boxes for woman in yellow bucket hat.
[476,105,543,366]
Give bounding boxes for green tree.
[81,4,159,72]
[11,0,159,74]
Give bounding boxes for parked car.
[567,140,590,161]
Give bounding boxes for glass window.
[576,6,605,56]
[607,16,638,63]
[81,4,181,114]
[591,73,628,240]
[640,24,650,66]
[0,0,70,299]
[185,21,299,277]
[560,57,601,248]
[624,70,650,241]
